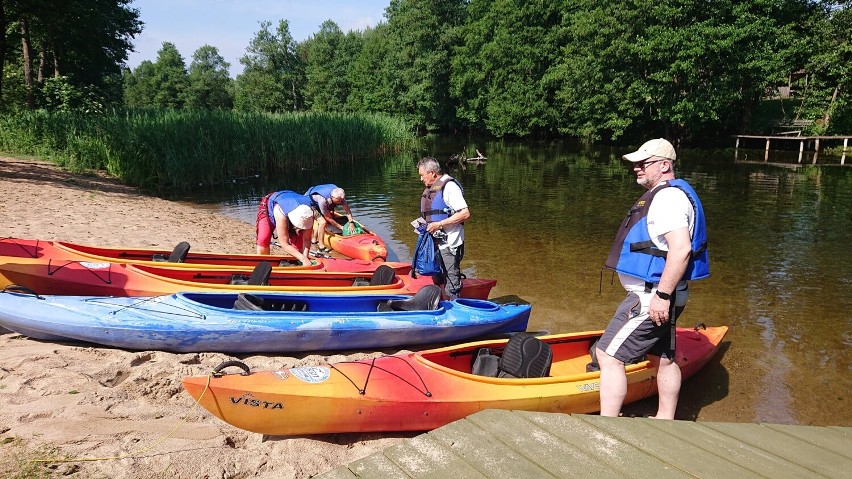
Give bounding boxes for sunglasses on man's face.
[634,159,664,170]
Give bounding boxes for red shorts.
[256,194,274,247]
[256,194,306,250]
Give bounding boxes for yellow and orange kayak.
[318,219,388,262]
[0,259,496,298]
[182,326,728,435]
[0,237,408,274]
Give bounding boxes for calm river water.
[183,136,851,426]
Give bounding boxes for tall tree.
[301,20,350,111]
[382,0,465,129]
[795,1,851,133]
[450,0,564,136]
[1,0,141,109]
[547,0,792,143]
[234,20,301,113]
[149,41,188,108]
[345,26,395,113]
[122,60,157,107]
[186,45,233,109]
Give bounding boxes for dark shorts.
[597,290,685,363]
[432,243,464,299]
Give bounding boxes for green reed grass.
[0,109,414,189]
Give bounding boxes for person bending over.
[305,184,355,256]
[256,190,314,265]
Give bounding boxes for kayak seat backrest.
[369,264,397,286]
[233,293,308,312]
[233,293,265,310]
[377,284,441,312]
[152,241,191,262]
[471,347,500,377]
[496,333,552,379]
[230,262,272,286]
[355,264,396,287]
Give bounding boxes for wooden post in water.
[812,137,820,164]
[764,138,770,162]
[842,138,848,165]
[734,137,740,161]
[798,140,804,163]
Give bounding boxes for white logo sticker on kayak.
[272,370,290,380]
[290,366,330,383]
[79,262,111,269]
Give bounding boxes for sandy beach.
[0,157,411,478]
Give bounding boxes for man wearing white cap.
[255,190,314,264]
[596,138,710,419]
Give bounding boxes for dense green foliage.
[233,20,301,113]
[2,0,850,149]
[0,109,414,189]
[1,0,141,111]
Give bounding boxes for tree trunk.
[38,50,45,85]
[21,18,35,110]
[822,85,839,132]
[0,0,6,103]
[53,44,60,78]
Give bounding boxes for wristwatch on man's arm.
[655,290,672,300]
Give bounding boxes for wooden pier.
[318,410,852,478]
[735,134,851,165]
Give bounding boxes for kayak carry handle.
[2,284,44,299]
[694,322,706,330]
[211,360,251,377]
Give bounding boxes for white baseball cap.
[287,204,313,230]
[623,138,677,162]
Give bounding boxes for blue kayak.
[0,286,531,353]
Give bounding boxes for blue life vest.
[267,191,312,228]
[604,179,709,283]
[421,176,463,222]
[305,184,340,206]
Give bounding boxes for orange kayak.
[182,326,727,435]
[0,237,409,273]
[0,259,496,298]
[318,218,388,262]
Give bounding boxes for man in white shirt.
[417,157,471,299]
[596,138,710,419]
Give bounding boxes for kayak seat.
[233,293,308,312]
[230,261,272,286]
[152,241,191,263]
[354,264,396,287]
[370,265,396,286]
[470,347,500,377]
[233,293,265,310]
[377,285,441,312]
[497,333,553,378]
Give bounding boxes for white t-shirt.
[438,176,468,249]
[620,185,694,292]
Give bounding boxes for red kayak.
[0,237,409,273]
[0,258,496,299]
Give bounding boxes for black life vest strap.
[629,240,708,259]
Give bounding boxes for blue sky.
[126,0,390,76]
